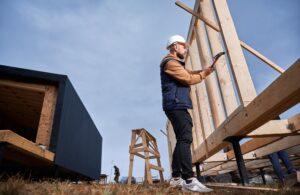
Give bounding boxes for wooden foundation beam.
[0,130,54,161]
[246,119,299,137]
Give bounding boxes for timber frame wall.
[166,0,300,182]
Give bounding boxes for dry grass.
[0,177,299,195]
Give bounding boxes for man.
[160,35,214,193]
[114,165,120,183]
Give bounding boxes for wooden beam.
[177,1,284,74]
[240,41,284,73]
[36,86,58,148]
[193,59,300,163]
[288,113,300,132]
[213,0,257,105]
[206,183,280,192]
[0,79,46,93]
[186,0,201,44]
[246,119,297,137]
[199,0,238,116]
[189,39,214,138]
[166,121,176,174]
[246,135,300,158]
[0,130,54,161]
[176,1,219,32]
[194,24,226,127]
[149,164,164,171]
[202,161,224,171]
[204,152,227,162]
[226,137,280,160]
[128,130,136,185]
[185,58,200,149]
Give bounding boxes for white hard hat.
[166,35,186,49]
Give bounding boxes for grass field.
[1,176,299,195]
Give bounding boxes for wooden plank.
[185,57,200,149]
[246,119,297,137]
[186,0,200,45]
[193,59,300,163]
[176,1,219,32]
[226,137,281,160]
[0,130,54,161]
[288,113,300,132]
[130,147,146,154]
[149,164,164,171]
[133,143,143,148]
[0,79,46,93]
[248,135,300,158]
[199,0,238,116]
[206,183,280,192]
[166,121,176,174]
[213,0,256,105]
[240,41,284,73]
[178,1,284,75]
[189,39,214,139]
[286,145,300,155]
[142,131,152,184]
[36,86,57,147]
[204,152,227,162]
[194,24,226,127]
[127,130,136,185]
[153,140,164,182]
[134,152,145,159]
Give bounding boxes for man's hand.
[201,66,215,78]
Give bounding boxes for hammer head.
[214,51,226,60]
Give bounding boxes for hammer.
[210,51,226,69]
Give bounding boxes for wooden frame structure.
[0,79,57,169]
[165,0,300,185]
[128,128,164,185]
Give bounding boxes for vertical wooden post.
[166,121,176,176]
[128,131,136,185]
[142,131,152,184]
[189,38,214,138]
[194,24,226,128]
[185,57,199,149]
[199,0,238,116]
[212,0,256,106]
[36,86,57,148]
[154,141,164,183]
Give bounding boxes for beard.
[176,53,185,60]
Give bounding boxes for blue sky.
[0,0,299,181]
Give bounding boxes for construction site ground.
[1,177,300,195]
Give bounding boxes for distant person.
[160,35,216,193]
[114,165,120,183]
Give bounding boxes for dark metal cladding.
[0,64,102,180]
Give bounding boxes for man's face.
[174,42,188,59]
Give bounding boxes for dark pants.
[165,109,194,180]
[268,150,296,181]
[114,175,119,183]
